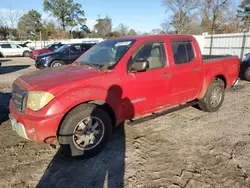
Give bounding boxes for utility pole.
[40,31,42,48]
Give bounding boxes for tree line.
[0,0,249,41]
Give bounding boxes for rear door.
[0,44,12,56]
[169,40,203,103]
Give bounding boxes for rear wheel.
[198,78,225,112]
[244,67,250,81]
[23,51,30,57]
[50,60,64,67]
[58,104,112,158]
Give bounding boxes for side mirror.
[130,60,149,73]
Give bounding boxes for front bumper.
[35,58,48,69]
[9,100,64,143]
[9,114,29,140]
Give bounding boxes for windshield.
[55,44,70,52]
[76,39,136,67]
[44,44,52,49]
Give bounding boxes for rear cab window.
[171,41,195,65]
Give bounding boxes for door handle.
[163,73,172,77]
[193,68,200,72]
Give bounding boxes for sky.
[0,0,167,33]
[0,0,241,33]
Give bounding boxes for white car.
[0,43,31,57]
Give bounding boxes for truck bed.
[202,55,240,88]
[202,54,236,62]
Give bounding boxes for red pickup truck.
[9,35,240,157]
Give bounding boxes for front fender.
[56,86,124,124]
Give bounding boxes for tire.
[50,60,64,67]
[58,104,112,158]
[198,78,225,112]
[23,51,30,57]
[244,67,250,81]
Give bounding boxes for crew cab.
[35,43,96,69]
[29,43,64,59]
[9,35,240,158]
[0,43,31,57]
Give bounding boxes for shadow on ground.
[37,125,126,188]
[0,92,12,125]
[0,65,30,74]
[0,59,11,63]
[37,84,132,188]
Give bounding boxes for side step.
[127,101,198,126]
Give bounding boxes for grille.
[12,83,28,112]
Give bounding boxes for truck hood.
[38,51,59,57]
[15,65,104,91]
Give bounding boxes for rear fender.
[197,69,226,99]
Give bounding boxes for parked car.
[30,43,65,59]
[240,52,250,81]
[18,41,31,48]
[9,35,240,158]
[35,43,96,69]
[0,43,31,57]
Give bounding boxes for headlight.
[27,91,54,111]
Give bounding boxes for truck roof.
[117,34,194,41]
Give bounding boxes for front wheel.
[198,78,225,112]
[58,104,112,158]
[50,60,64,68]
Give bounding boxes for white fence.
[202,32,250,58]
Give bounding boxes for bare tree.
[94,15,112,38]
[162,0,200,34]
[0,7,23,28]
[201,0,231,33]
[7,7,23,29]
[115,23,129,36]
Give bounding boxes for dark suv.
[35,43,96,69]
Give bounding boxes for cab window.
[132,42,166,70]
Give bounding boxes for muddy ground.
[1,57,250,188]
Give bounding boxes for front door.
[68,44,83,64]
[122,40,171,118]
[11,44,23,56]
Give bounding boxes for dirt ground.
[1,57,250,188]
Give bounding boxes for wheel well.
[57,101,116,135]
[88,100,116,127]
[214,75,227,88]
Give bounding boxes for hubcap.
[210,87,222,107]
[53,62,62,67]
[72,117,105,151]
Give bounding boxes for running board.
[127,101,198,126]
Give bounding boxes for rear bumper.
[9,100,64,143]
